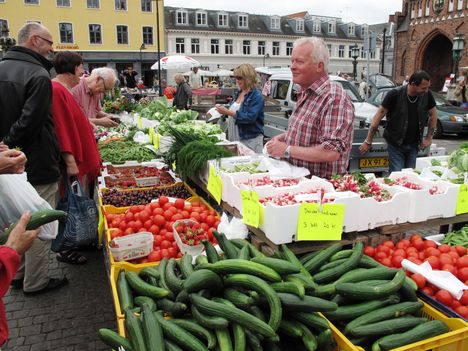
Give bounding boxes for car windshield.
[369,74,396,88]
[333,80,362,102]
[432,91,451,107]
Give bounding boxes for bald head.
[18,22,54,58]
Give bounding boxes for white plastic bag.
[217,213,249,240]
[0,173,58,240]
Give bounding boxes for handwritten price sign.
[296,203,344,241]
[241,190,261,228]
[456,184,468,215]
[207,165,222,204]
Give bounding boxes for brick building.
[393,0,467,90]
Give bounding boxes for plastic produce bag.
[217,213,248,240]
[0,173,58,240]
[258,156,310,179]
[132,130,151,144]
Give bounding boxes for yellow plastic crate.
[329,301,468,351]
[117,316,126,338]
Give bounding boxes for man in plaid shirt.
[267,37,355,178]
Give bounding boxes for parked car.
[367,88,468,138]
[367,74,396,96]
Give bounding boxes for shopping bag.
[0,173,58,240]
[51,180,98,252]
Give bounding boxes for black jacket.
[173,81,192,110]
[0,46,60,185]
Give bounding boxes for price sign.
[297,203,345,241]
[456,184,468,215]
[241,190,261,228]
[137,116,143,129]
[148,128,154,143]
[153,133,160,150]
[207,165,222,204]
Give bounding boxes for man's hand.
[359,142,371,155]
[0,149,27,174]
[95,117,119,128]
[420,137,432,150]
[266,139,288,158]
[4,212,39,255]
[271,133,286,142]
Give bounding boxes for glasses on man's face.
[36,35,53,46]
[234,76,243,80]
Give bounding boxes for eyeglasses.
[36,35,53,46]
[234,76,243,80]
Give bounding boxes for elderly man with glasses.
[72,67,119,128]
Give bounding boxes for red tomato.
[159,196,169,206]
[455,306,468,318]
[364,246,375,257]
[160,240,171,249]
[164,231,174,242]
[458,255,468,269]
[418,252,426,260]
[129,206,140,214]
[375,251,388,261]
[161,248,170,258]
[441,264,456,275]
[406,247,418,254]
[139,210,151,223]
[451,300,462,309]
[383,240,395,249]
[168,247,178,258]
[396,239,411,250]
[171,213,183,222]
[152,207,164,216]
[391,255,404,268]
[205,215,216,227]
[424,240,437,249]
[376,245,391,255]
[153,234,163,246]
[124,211,135,221]
[190,212,200,222]
[163,210,173,221]
[143,219,153,230]
[438,244,451,253]
[199,212,207,223]
[457,267,468,282]
[110,229,124,239]
[149,202,161,210]
[439,254,454,267]
[381,258,392,267]
[412,239,425,251]
[149,225,160,236]
[393,249,407,258]
[425,256,440,269]
[132,220,143,232]
[118,221,127,231]
[459,290,468,305]
[180,210,190,219]
[174,198,185,210]
[409,234,422,243]
[124,227,134,235]
[435,289,453,306]
[421,286,434,296]
[455,246,468,257]
[425,247,440,258]
[148,250,161,262]
[411,273,426,289]
[183,205,192,212]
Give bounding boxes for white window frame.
[286,42,293,56]
[361,26,368,36]
[176,38,185,54]
[211,39,219,54]
[296,18,304,32]
[176,10,188,25]
[59,22,74,43]
[425,1,431,16]
[87,0,99,9]
[458,0,463,10]
[328,21,336,34]
[272,41,280,56]
[196,11,207,26]
[56,0,70,7]
[24,0,39,4]
[116,25,128,45]
[258,41,265,55]
[238,15,248,28]
[191,38,200,54]
[141,0,152,12]
[449,0,454,11]
[218,13,228,27]
[327,44,332,57]
[242,40,250,55]
[88,23,102,44]
[348,24,355,36]
[271,16,280,30]
[418,1,423,17]
[114,0,126,11]
[313,19,321,33]
[411,3,415,18]
[142,26,153,45]
[338,45,345,58]
[225,39,233,54]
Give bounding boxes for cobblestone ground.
[3,249,116,351]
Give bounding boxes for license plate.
[359,157,389,169]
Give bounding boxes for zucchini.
[195,254,209,265]
[191,304,229,329]
[336,270,406,300]
[330,249,353,261]
[215,328,233,351]
[141,303,164,351]
[155,311,209,351]
[224,273,282,332]
[271,281,305,298]
[313,242,363,284]
[276,293,338,313]
[302,242,343,274]
[190,294,277,338]
[202,240,220,263]
[317,329,335,351]
[171,318,217,349]
[196,259,282,282]
[350,316,428,337]
[293,312,329,332]
[117,269,133,312]
[223,288,255,308]
[325,295,400,321]
[213,231,239,259]
[318,258,348,272]
[279,319,304,338]
[126,271,169,299]
[165,258,184,295]
[251,257,301,276]
[156,298,187,317]
[345,301,424,334]
[372,320,449,351]
[299,322,318,351]
[124,308,147,351]
[337,267,399,284]
[213,297,246,351]
[98,328,133,351]
[134,296,157,312]
[237,245,250,260]
[138,267,160,281]
[0,209,68,245]
[179,254,194,278]
[183,269,223,293]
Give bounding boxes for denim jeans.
[387,142,419,172]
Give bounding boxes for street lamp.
[452,33,465,80]
[351,45,360,81]
[263,53,270,67]
[0,24,16,58]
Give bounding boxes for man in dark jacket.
[172,74,192,110]
[0,22,68,294]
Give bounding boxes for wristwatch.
[284,145,292,159]
[364,139,372,146]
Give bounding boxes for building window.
[211,39,219,54]
[360,46,367,59]
[115,0,126,10]
[425,1,430,16]
[348,25,355,36]
[225,39,233,54]
[458,0,463,10]
[271,17,280,30]
[141,0,151,12]
[57,0,70,6]
[449,0,454,11]
[328,22,335,33]
[313,20,321,33]
[191,38,200,54]
[142,26,153,45]
[116,25,128,44]
[327,44,332,56]
[176,38,185,53]
[218,13,228,27]
[272,41,280,56]
[238,15,248,28]
[176,10,188,25]
[24,0,39,4]
[89,24,102,44]
[243,40,251,55]
[296,19,304,32]
[361,26,368,36]
[370,50,376,59]
[338,45,345,58]
[411,3,415,18]
[286,42,293,56]
[417,1,423,17]
[196,12,207,26]
[59,23,73,43]
[258,41,265,55]
[87,0,99,8]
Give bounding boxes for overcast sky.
[165,0,403,24]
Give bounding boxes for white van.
[267,72,379,125]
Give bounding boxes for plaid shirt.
[285,75,355,178]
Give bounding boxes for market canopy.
[213,69,233,77]
[182,69,216,77]
[151,55,200,70]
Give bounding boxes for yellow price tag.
[148,128,154,143]
[296,203,344,241]
[207,165,222,204]
[172,161,176,170]
[137,116,143,129]
[241,190,261,228]
[153,133,160,150]
[456,184,468,215]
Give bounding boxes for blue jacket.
[230,88,264,140]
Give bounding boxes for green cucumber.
[183,269,223,293]
[175,289,190,304]
[302,243,343,274]
[237,245,250,260]
[191,304,229,329]
[215,328,233,351]
[165,340,183,351]
[317,329,335,351]
[202,240,220,263]
[179,254,194,278]
[141,303,164,351]
[330,249,353,261]
[299,322,318,351]
[279,319,304,338]
[299,250,321,264]
[165,258,184,295]
[117,269,133,312]
[230,238,249,249]
[400,278,418,302]
[286,274,317,292]
[223,288,255,308]
[325,295,400,321]
[247,242,266,258]
[336,267,399,284]
[276,293,337,313]
[251,257,301,276]
[271,281,305,298]
[244,329,263,350]
[138,267,160,281]
[156,298,187,317]
[158,258,175,299]
[350,316,428,337]
[359,255,382,268]
[280,244,316,282]
[318,258,348,272]
[196,259,282,282]
[293,312,329,332]
[124,308,147,351]
[134,296,157,312]
[195,255,209,265]
[126,271,169,299]
[246,305,267,322]
[213,297,246,351]
[213,231,239,258]
[98,328,133,351]
[171,318,217,349]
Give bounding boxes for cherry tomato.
[124,227,134,235]
[164,231,174,242]
[205,215,216,227]
[410,273,426,289]
[159,196,169,206]
[143,219,153,230]
[161,248,170,258]
[439,254,454,267]
[174,198,185,210]
[376,245,391,255]
[435,289,453,306]
[168,247,178,258]
[375,251,388,261]
[393,249,407,258]
[396,239,411,249]
[412,239,425,251]
[160,240,171,249]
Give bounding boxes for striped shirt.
[285,75,355,178]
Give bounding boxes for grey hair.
[17,22,44,45]
[91,67,118,86]
[294,37,329,72]
[174,73,185,81]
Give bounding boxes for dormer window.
[238,14,248,28]
[361,26,368,36]
[313,19,321,33]
[218,13,229,27]
[348,24,355,36]
[176,10,188,25]
[196,11,207,26]
[271,16,280,30]
[328,21,336,34]
[296,18,304,32]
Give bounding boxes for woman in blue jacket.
[216,64,264,153]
